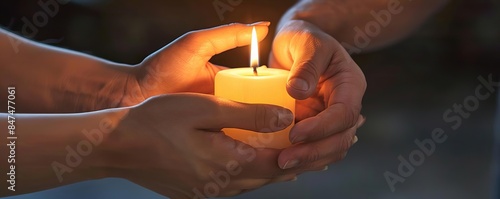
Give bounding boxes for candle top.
[218,66,289,79]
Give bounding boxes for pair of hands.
[106,21,366,198]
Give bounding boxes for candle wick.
[253,66,258,76]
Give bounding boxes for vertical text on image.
[6,87,17,192]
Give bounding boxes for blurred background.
[1,0,499,198]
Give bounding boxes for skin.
[271,0,450,170]
[1,94,297,198]
[0,0,451,198]
[1,23,301,198]
[0,22,270,113]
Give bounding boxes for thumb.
[271,21,334,100]
[198,97,294,133]
[173,22,270,62]
[286,33,333,100]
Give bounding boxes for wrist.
[279,0,347,36]
[118,65,148,107]
[92,63,138,110]
[49,60,136,112]
[83,107,131,180]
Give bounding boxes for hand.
[120,22,271,106]
[102,93,296,198]
[269,20,367,170]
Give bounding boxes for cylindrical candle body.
[214,66,295,149]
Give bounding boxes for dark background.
[1,0,499,198]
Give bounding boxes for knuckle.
[208,97,226,121]
[298,28,327,48]
[176,31,204,55]
[181,94,221,123]
[301,60,320,79]
[322,134,353,165]
[254,105,269,132]
[295,61,320,81]
[178,31,198,44]
[361,75,368,92]
[305,145,322,163]
[179,31,215,55]
[339,134,353,152]
[338,102,360,130]
[319,117,333,139]
[289,28,316,49]
[297,29,315,42]
[182,30,200,40]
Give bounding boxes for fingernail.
[291,136,305,144]
[282,159,299,169]
[322,166,329,171]
[288,78,309,92]
[250,21,271,26]
[290,176,298,181]
[352,136,359,144]
[277,108,294,129]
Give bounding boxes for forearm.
[0,29,134,113]
[280,0,449,52]
[0,108,127,196]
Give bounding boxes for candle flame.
[250,26,259,75]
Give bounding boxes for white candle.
[214,27,295,149]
